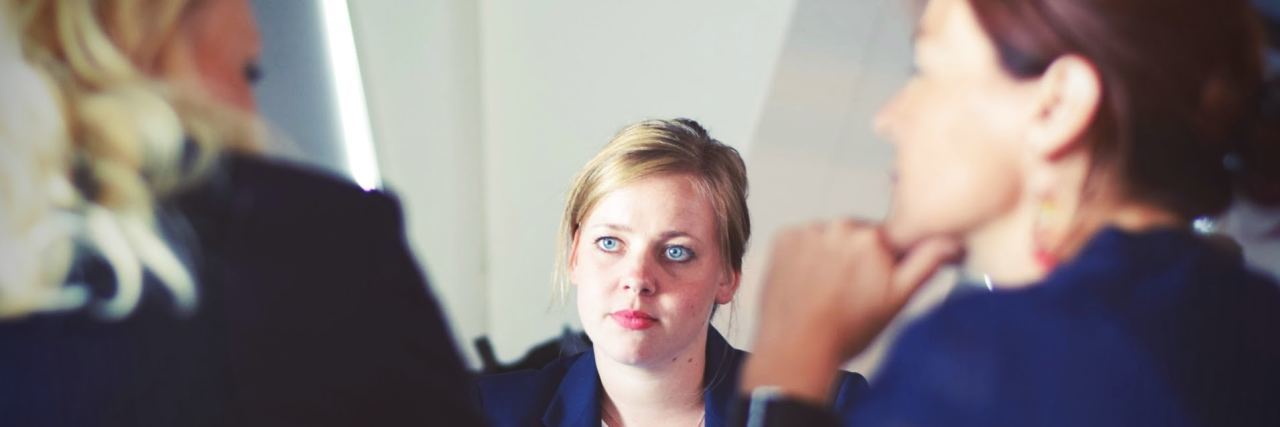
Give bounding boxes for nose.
[621,277,655,296]
[873,91,904,140]
[619,252,657,296]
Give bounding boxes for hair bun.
[672,117,709,139]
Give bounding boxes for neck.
[965,196,1044,287]
[597,330,707,427]
[1057,200,1184,257]
[965,196,1183,288]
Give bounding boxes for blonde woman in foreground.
[0,1,480,425]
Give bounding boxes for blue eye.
[595,237,621,252]
[664,245,693,262]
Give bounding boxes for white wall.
[347,0,488,365]
[250,1,347,175]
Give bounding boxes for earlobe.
[1028,55,1102,160]
[715,270,742,304]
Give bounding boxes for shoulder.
[219,153,402,226]
[845,292,1057,425]
[886,287,1085,373]
[221,153,382,200]
[477,359,573,403]
[173,153,410,264]
[476,354,584,426]
[175,153,402,232]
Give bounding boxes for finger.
[837,217,875,229]
[890,236,961,298]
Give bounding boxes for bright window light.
[320,0,381,190]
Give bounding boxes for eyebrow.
[587,224,702,243]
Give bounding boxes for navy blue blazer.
[0,155,484,426]
[830,227,1280,426]
[478,327,868,426]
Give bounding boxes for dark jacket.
[478,327,868,427]
[0,155,484,426]
[735,227,1280,426]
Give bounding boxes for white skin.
[570,173,740,427]
[742,0,1179,403]
[155,0,262,112]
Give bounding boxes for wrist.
[742,333,845,405]
[731,386,841,427]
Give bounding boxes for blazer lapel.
[703,327,743,427]
[542,328,743,427]
[543,351,603,427]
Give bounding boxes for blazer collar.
[541,327,742,427]
[702,327,742,427]
[542,347,602,427]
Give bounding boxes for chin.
[884,211,928,250]
[886,200,975,250]
[597,338,655,366]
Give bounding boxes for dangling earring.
[1032,199,1062,271]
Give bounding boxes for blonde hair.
[553,118,750,302]
[0,0,261,319]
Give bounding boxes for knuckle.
[849,228,877,244]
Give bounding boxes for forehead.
[917,0,976,47]
[582,174,718,235]
[187,0,261,48]
[914,0,1001,67]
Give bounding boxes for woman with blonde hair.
[477,118,867,426]
[0,1,481,425]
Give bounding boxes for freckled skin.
[571,174,738,368]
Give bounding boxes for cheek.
[665,270,723,315]
[572,254,610,297]
[575,266,612,328]
[572,247,617,286]
[889,90,1026,242]
[190,35,256,111]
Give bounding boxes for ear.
[714,269,741,304]
[1026,54,1102,160]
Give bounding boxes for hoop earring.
[1033,199,1062,271]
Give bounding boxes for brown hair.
[966,0,1280,216]
[553,118,750,301]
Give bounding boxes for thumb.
[890,237,961,299]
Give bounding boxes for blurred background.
[247,0,1280,374]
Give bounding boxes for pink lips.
[610,310,657,330]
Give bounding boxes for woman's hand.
[741,219,959,404]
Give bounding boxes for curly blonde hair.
[0,0,261,319]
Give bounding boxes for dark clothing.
[734,227,1280,426]
[0,155,484,426]
[478,327,868,427]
